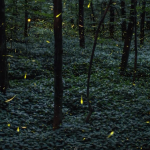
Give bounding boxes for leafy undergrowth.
[1,32,150,150]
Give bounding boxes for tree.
[79,0,85,48]
[101,1,107,32]
[120,0,137,74]
[0,0,9,94]
[86,0,112,123]
[121,0,126,41]
[53,0,63,130]
[133,0,137,84]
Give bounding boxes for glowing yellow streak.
[5,95,16,103]
[107,131,114,138]
[80,96,83,104]
[56,13,61,18]
[17,127,19,132]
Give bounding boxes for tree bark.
[0,0,9,94]
[121,0,126,41]
[53,0,63,130]
[120,0,136,74]
[133,0,137,84]
[86,0,112,123]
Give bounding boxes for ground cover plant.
[1,31,150,149]
[1,0,150,149]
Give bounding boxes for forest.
[0,0,150,149]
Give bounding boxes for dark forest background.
[1,0,150,149]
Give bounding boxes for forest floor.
[1,25,150,150]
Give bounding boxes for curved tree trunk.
[86,0,112,123]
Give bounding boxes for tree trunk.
[53,0,63,130]
[121,0,126,41]
[133,0,137,84]
[0,0,9,94]
[86,0,112,123]
[120,0,136,74]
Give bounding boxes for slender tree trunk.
[0,0,9,94]
[79,0,85,48]
[86,0,112,123]
[133,0,137,84]
[120,0,136,74]
[140,0,146,45]
[53,0,63,130]
[121,0,126,41]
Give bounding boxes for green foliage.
[1,0,150,149]
[2,31,150,149]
